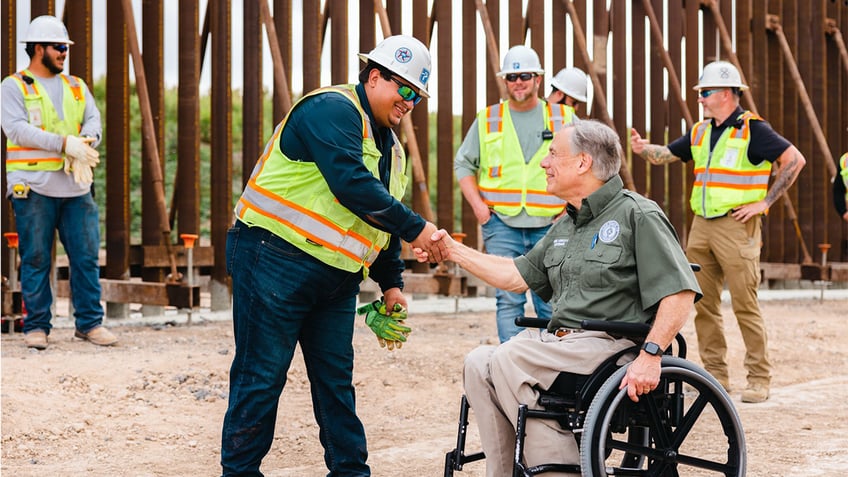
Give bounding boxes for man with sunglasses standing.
[221,35,444,476]
[630,60,806,403]
[2,15,116,350]
[455,45,571,343]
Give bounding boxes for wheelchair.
[444,317,746,476]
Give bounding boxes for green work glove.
[357,298,411,350]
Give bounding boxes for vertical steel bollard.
[181,234,199,325]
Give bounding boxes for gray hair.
[566,119,622,181]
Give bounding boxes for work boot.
[741,383,769,403]
[24,330,48,350]
[74,326,118,346]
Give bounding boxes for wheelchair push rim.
[580,357,746,477]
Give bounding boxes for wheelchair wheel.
[580,357,746,477]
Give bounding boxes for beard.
[42,54,64,75]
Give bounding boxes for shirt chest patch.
[598,220,620,244]
[553,238,568,247]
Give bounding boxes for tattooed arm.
[630,128,682,165]
[731,145,807,223]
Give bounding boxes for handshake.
[409,223,456,264]
[410,226,456,264]
[63,135,100,184]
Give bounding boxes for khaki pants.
[686,215,771,387]
[463,328,635,477]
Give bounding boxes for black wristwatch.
[641,341,663,356]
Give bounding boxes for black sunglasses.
[388,76,423,105]
[48,43,69,53]
[505,72,536,82]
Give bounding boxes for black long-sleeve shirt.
[277,83,426,291]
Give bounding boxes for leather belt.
[553,328,581,337]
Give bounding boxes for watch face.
[643,342,662,356]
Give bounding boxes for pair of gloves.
[356,298,411,351]
[64,135,100,184]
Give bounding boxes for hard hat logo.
[394,47,412,64]
[512,62,521,70]
[419,69,430,86]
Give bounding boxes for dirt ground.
[2,295,847,477]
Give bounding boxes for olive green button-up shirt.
[515,175,701,330]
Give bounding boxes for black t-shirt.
[667,106,792,166]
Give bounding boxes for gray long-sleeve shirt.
[2,71,102,198]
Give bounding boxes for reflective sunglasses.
[505,72,536,82]
[699,88,723,98]
[389,76,423,105]
[49,43,69,53]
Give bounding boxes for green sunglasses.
[388,76,423,105]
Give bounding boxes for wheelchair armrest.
[515,316,550,329]
[580,320,651,339]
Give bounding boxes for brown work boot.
[741,383,769,403]
[24,330,48,350]
[74,326,118,346]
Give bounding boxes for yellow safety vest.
[5,69,86,171]
[689,111,772,218]
[234,85,407,276]
[840,153,848,202]
[476,101,568,217]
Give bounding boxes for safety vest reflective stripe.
[691,122,708,147]
[5,146,63,164]
[479,186,521,206]
[61,75,83,101]
[693,168,771,190]
[525,190,566,207]
[479,188,564,208]
[486,103,504,134]
[13,73,38,96]
[547,104,562,132]
[236,182,381,266]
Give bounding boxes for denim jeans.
[10,190,103,334]
[221,221,369,477]
[481,214,552,342]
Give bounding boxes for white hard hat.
[497,45,544,77]
[693,61,748,91]
[358,35,431,98]
[551,67,588,103]
[20,15,74,45]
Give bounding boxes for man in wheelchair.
[415,120,703,475]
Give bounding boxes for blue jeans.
[10,190,103,334]
[221,221,369,477]
[481,215,552,342]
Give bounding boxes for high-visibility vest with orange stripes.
[689,111,772,218]
[476,101,568,217]
[840,153,848,202]
[234,85,407,275]
[5,69,86,171]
